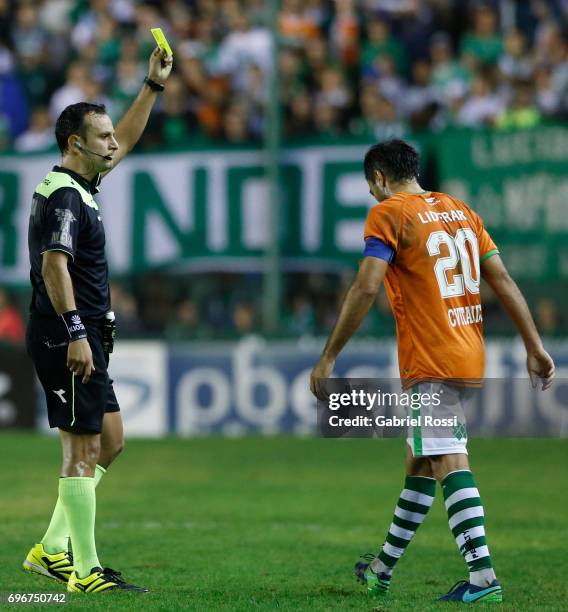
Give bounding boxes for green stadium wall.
[1,126,568,285]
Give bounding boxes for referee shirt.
[28,166,110,320]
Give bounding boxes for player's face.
[367,172,389,202]
[83,113,119,171]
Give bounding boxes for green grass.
[1,435,567,610]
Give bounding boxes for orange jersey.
[364,191,499,386]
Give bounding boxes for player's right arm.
[310,200,398,399]
[42,252,94,384]
[310,256,388,398]
[481,254,555,389]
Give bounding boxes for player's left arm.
[310,256,388,398]
[102,48,173,174]
[481,253,555,389]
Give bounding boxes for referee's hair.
[364,139,420,184]
[55,102,107,153]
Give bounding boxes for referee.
[23,48,172,593]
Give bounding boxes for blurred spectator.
[242,64,266,136]
[499,30,532,81]
[14,106,53,152]
[351,87,407,140]
[110,282,144,337]
[110,57,146,120]
[534,20,563,67]
[147,73,198,146]
[0,45,29,139]
[304,36,330,85]
[93,12,122,73]
[534,65,562,116]
[430,33,470,103]
[38,0,73,38]
[456,72,503,127]
[329,0,359,67]
[303,0,330,32]
[0,115,9,151]
[166,299,209,340]
[285,294,316,336]
[12,0,55,111]
[177,16,216,62]
[215,11,271,91]
[231,302,256,336]
[367,0,420,21]
[479,281,510,333]
[178,51,227,138]
[313,101,343,139]
[0,0,12,36]
[279,0,320,46]
[368,54,406,109]
[49,61,89,121]
[547,28,568,100]
[11,2,49,68]
[223,99,253,143]
[0,36,13,74]
[404,59,442,129]
[361,17,407,76]
[137,274,176,334]
[286,90,314,137]
[0,289,25,344]
[496,81,541,129]
[83,77,113,111]
[278,47,304,103]
[315,66,351,114]
[460,4,504,66]
[535,298,559,335]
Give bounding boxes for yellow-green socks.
[41,465,106,555]
[58,477,100,578]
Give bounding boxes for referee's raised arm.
[102,47,173,174]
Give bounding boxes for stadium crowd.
[1,0,567,340]
[1,273,565,344]
[2,0,568,150]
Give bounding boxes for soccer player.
[310,140,555,603]
[23,48,172,593]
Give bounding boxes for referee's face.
[83,113,119,171]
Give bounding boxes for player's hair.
[55,102,107,153]
[364,139,420,184]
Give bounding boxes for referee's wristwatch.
[144,76,165,92]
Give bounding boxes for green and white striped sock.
[371,475,436,576]
[442,469,497,587]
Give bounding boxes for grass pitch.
[1,434,567,611]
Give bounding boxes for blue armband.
[363,237,395,263]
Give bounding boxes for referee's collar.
[53,166,101,194]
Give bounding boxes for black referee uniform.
[26,166,119,433]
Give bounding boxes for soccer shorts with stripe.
[26,314,120,434]
[406,382,474,457]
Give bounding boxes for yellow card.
[151,28,173,57]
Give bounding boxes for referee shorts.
[26,314,120,434]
